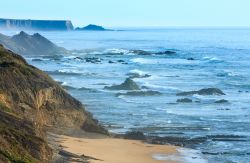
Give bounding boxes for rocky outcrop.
[0,45,106,162]
[75,24,109,31]
[177,88,225,96]
[215,99,229,103]
[105,78,140,90]
[177,98,192,103]
[0,18,73,30]
[0,31,67,55]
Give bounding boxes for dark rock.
[187,58,195,60]
[117,59,125,63]
[177,98,192,103]
[215,99,229,103]
[85,57,101,63]
[108,60,115,64]
[155,50,176,55]
[32,58,43,62]
[116,90,162,96]
[75,24,110,31]
[127,72,151,79]
[177,88,225,96]
[104,78,140,90]
[130,50,151,55]
[124,131,146,140]
[74,57,84,60]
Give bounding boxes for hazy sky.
[1,0,250,27]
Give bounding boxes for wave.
[142,82,181,93]
[130,58,159,64]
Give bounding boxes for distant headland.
[75,24,111,31]
[0,18,111,31]
[0,18,74,30]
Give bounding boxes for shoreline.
[48,131,207,163]
[49,132,178,163]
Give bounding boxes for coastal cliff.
[0,18,74,31]
[0,45,106,162]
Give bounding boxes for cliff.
[0,45,107,162]
[0,18,74,31]
[0,31,67,55]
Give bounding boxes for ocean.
[4,28,250,162]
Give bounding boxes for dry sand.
[55,134,178,163]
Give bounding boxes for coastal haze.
[1,0,250,162]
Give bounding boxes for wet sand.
[54,134,178,163]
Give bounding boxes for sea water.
[4,28,250,162]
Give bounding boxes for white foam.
[153,148,207,163]
[129,69,148,75]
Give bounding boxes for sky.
[1,0,250,27]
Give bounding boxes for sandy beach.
[53,134,178,163]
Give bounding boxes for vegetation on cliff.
[0,45,106,162]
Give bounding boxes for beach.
[51,133,178,163]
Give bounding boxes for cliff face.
[0,45,106,162]
[0,31,67,55]
[0,18,74,31]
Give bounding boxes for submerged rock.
[215,99,229,103]
[85,57,102,63]
[187,57,195,60]
[155,50,176,55]
[177,98,192,103]
[177,88,225,96]
[104,78,140,90]
[126,72,151,79]
[116,90,162,96]
[130,50,151,55]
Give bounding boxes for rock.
[155,50,176,55]
[177,88,225,96]
[130,50,151,55]
[0,46,107,162]
[187,58,195,60]
[32,58,43,61]
[85,57,101,63]
[108,60,115,64]
[126,72,151,79]
[117,59,125,63]
[177,98,192,103]
[215,99,229,103]
[124,131,146,140]
[75,24,110,31]
[104,78,140,90]
[116,90,162,96]
[74,56,84,60]
[0,31,68,55]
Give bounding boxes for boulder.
[124,131,146,140]
[177,98,192,103]
[215,99,229,103]
[177,88,225,96]
[155,50,176,55]
[105,78,140,90]
[130,50,151,55]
